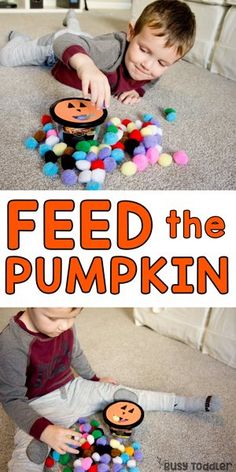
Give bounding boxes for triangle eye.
[128,408,134,413]
[79,102,86,107]
[68,103,75,108]
[121,405,127,410]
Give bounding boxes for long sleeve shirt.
[0,312,97,440]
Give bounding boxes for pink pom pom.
[46,129,57,138]
[146,147,159,165]
[133,154,149,172]
[173,150,189,166]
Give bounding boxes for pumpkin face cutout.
[103,400,144,430]
[50,97,107,128]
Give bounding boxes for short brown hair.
[134,0,196,57]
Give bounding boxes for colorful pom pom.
[76,141,91,153]
[121,161,137,176]
[103,157,117,173]
[173,150,189,165]
[132,154,149,172]
[61,169,78,185]
[41,114,52,125]
[158,153,173,167]
[24,136,38,150]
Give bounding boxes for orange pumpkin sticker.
[103,400,144,430]
[50,98,107,128]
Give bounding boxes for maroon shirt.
[52,44,149,97]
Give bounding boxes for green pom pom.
[75,140,91,152]
[59,453,70,465]
[90,419,100,427]
[92,429,103,439]
[164,108,176,115]
[106,124,118,133]
[88,139,99,147]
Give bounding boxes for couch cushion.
[202,308,236,368]
[210,6,236,80]
[184,2,227,68]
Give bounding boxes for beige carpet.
[0,10,235,190]
[0,307,236,471]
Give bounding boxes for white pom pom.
[92,452,100,462]
[127,459,137,468]
[75,160,91,171]
[91,168,106,183]
[45,135,60,146]
[116,129,124,141]
[135,119,143,129]
[78,170,92,183]
[113,456,123,464]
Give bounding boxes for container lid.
[50,97,107,129]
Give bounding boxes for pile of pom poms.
[24,112,189,188]
[44,416,143,472]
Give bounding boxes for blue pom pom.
[43,123,54,132]
[166,111,176,122]
[61,169,78,186]
[43,162,59,177]
[39,143,52,157]
[103,132,118,145]
[132,442,141,450]
[143,113,153,122]
[111,148,125,162]
[72,151,87,161]
[24,136,38,150]
[86,181,103,190]
[120,453,129,464]
[52,451,60,461]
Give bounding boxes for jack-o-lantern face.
[103,401,144,430]
[50,98,107,128]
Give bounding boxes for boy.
[0,307,221,472]
[0,0,196,108]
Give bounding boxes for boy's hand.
[99,376,118,385]
[117,90,141,104]
[40,425,81,455]
[69,53,111,109]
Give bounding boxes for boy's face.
[25,308,82,337]
[125,24,181,81]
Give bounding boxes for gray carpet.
[0,10,235,190]
[0,308,235,472]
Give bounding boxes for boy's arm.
[71,325,99,380]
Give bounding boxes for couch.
[131,0,236,81]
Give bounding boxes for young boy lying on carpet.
[0,0,196,109]
[0,307,221,472]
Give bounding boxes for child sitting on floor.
[0,0,196,109]
[0,307,221,472]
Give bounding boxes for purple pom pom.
[103,157,117,173]
[150,118,161,127]
[86,152,97,162]
[98,464,110,472]
[100,454,111,464]
[82,423,92,433]
[77,417,87,424]
[113,465,123,472]
[143,135,159,149]
[134,450,143,461]
[133,144,145,155]
[98,147,111,160]
[61,169,78,185]
[96,436,108,446]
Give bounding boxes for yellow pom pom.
[125,447,134,456]
[110,117,121,126]
[53,142,67,156]
[98,144,111,151]
[158,153,173,167]
[110,439,121,449]
[121,161,137,176]
[90,146,99,154]
[127,122,137,133]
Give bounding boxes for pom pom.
[63,146,75,156]
[88,139,99,147]
[166,111,176,122]
[111,148,125,163]
[90,145,99,155]
[43,123,54,132]
[45,457,55,468]
[133,451,143,461]
[132,154,148,172]
[146,147,159,165]
[129,130,142,142]
[92,168,106,183]
[78,418,87,424]
[126,122,137,133]
[52,451,60,461]
[106,124,118,133]
[173,150,189,165]
[127,459,136,468]
[104,157,117,173]
[120,453,129,464]
[81,457,93,470]
[124,139,140,155]
[111,142,125,151]
[120,161,137,176]
[140,125,158,137]
[24,136,38,150]
[39,143,52,157]
[98,464,109,472]
[98,147,111,160]
[113,465,123,472]
[164,107,176,115]
[116,129,124,141]
[100,454,111,464]
[113,457,123,465]
[103,132,119,146]
[121,119,132,126]
[46,129,57,138]
[87,434,95,445]
[158,153,173,167]
[150,118,161,127]
[135,119,143,130]
[61,169,78,185]
[73,151,86,161]
[92,452,101,462]
[78,170,92,184]
[133,144,146,156]
[45,135,60,147]
[86,152,97,162]
[143,134,161,149]
[44,150,58,163]
[91,159,105,170]
[132,443,141,450]
[53,142,67,156]
[125,447,134,456]
[76,160,91,171]
[43,162,59,178]
[110,117,121,126]
[98,144,111,151]
[61,154,76,170]
[142,113,153,122]
[41,114,52,125]
[96,436,108,446]
[76,140,91,153]
[34,130,46,143]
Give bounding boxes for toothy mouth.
[73,114,94,121]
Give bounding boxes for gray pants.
[8,378,176,472]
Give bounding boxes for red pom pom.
[129,130,142,142]
[111,142,125,150]
[89,465,98,472]
[45,457,55,468]
[141,121,153,128]
[81,441,91,450]
[91,159,105,170]
[122,119,132,126]
[41,114,52,125]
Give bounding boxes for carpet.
[0,307,235,471]
[0,10,235,190]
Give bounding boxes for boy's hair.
[134,0,196,57]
